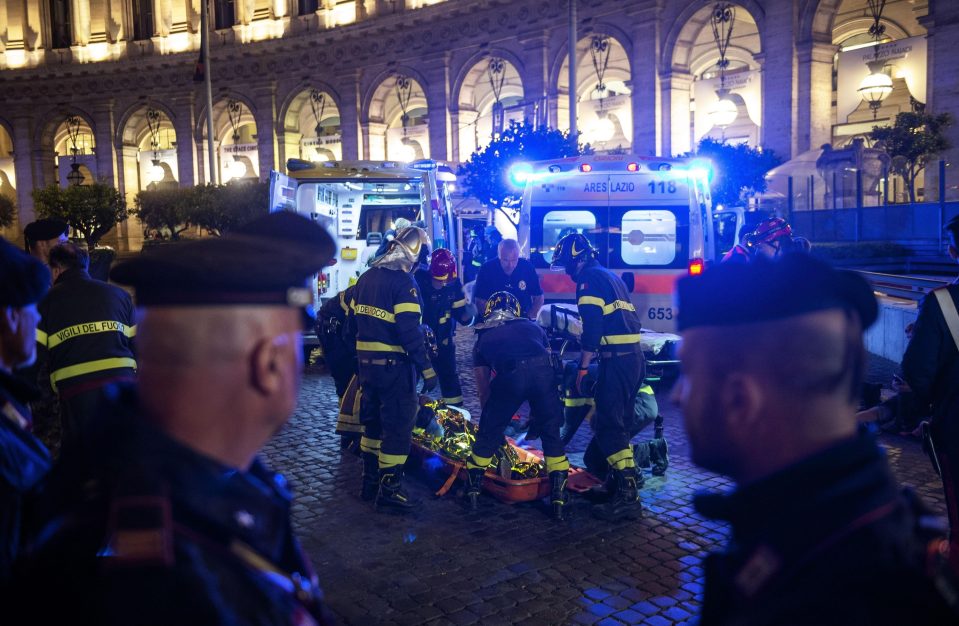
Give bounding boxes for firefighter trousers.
[358,361,418,469]
[593,352,645,462]
[473,357,565,461]
[434,341,463,405]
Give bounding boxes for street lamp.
[587,35,615,145]
[145,108,165,184]
[65,114,84,186]
[394,74,414,162]
[487,58,506,137]
[708,3,738,132]
[858,0,892,119]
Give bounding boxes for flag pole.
[201,0,217,184]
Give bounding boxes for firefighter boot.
[360,452,379,502]
[649,437,670,476]
[549,470,570,521]
[375,467,421,513]
[464,468,485,512]
[592,468,643,522]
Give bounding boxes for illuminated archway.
[456,55,524,158]
[282,88,342,164]
[52,115,97,187]
[200,97,259,183]
[367,73,429,162]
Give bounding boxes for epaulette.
[99,487,175,569]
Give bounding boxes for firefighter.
[37,242,137,457]
[351,226,438,513]
[414,248,476,406]
[467,291,571,520]
[551,233,644,522]
[317,285,356,399]
[722,217,795,263]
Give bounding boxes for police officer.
[551,233,644,522]
[12,211,336,624]
[23,218,68,266]
[36,242,136,456]
[474,239,544,320]
[0,238,51,583]
[414,248,475,406]
[467,291,571,520]
[352,226,438,513]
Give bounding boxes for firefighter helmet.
[483,291,521,321]
[371,226,430,273]
[550,233,596,274]
[745,217,792,248]
[429,248,458,281]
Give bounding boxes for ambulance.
[269,158,458,306]
[513,154,715,332]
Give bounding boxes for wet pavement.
[262,334,944,625]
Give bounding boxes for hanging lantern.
[859,0,892,118]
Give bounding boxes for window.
[538,210,598,265]
[620,210,677,266]
[299,0,319,15]
[357,206,419,240]
[214,0,236,30]
[49,0,71,48]
[132,0,154,41]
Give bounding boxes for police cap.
[0,237,50,307]
[23,218,69,243]
[676,253,878,331]
[110,211,334,309]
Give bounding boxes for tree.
[689,138,782,208]
[870,108,953,203]
[32,181,128,247]
[134,187,193,240]
[0,194,14,229]
[458,120,590,226]
[190,180,269,236]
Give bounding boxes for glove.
[421,368,439,393]
[575,368,589,396]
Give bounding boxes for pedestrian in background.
[675,253,957,625]
[36,242,136,457]
[22,219,68,267]
[12,211,336,624]
[0,239,51,583]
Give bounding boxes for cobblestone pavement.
[262,334,945,625]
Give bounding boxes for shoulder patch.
[410,287,418,299]
[100,494,175,569]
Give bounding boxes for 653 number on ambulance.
[514,155,715,332]
[269,158,458,306]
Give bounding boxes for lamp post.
[708,3,738,134]
[394,74,415,162]
[224,99,245,181]
[858,0,892,119]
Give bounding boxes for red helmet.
[746,217,792,247]
[429,248,458,281]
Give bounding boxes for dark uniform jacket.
[474,258,542,316]
[473,319,551,372]
[902,283,959,421]
[350,267,432,374]
[575,260,642,354]
[414,270,469,347]
[0,370,50,582]
[13,390,332,625]
[317,286,356,355]
[36,269,136,396]
[696,433,957,626]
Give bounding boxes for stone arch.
[116,100,178,148]
[454,52,525,157]
[548,22,634,93]
[364,70,430,161]
[450,47,527,111]
[278,85,344,162]
[277,80,343,132]
[194,94,260,182]
[361,66,430,125]
[35,106,97,154]
[116,102,180,193]
[831,16,910,46]
[662,0,766,72]
[195,92,259,143]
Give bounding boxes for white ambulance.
[269,158,458,305]
[513,154,715,332]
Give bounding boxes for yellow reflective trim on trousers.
[442,395,464,405]
[452,299,467,308]
[577,296,605,308]
[355,304,395,323]
[639,384,654,395]
[600,334,642,345]
[607,448,633,470]
[466,453,493,470]
[378,452,408,469]
[356,341,405,353]
[46,320,136,349]
[438,313,451,325]
[360,437,381,454]
[35,329,48,347]
[545,456,571,473]
[50,357,137,392]
[563,397,594,407]
[422,368,437,378]
[394,302,421,315]
[602,300,636,315]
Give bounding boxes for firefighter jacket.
[575,260,643,354]
[317,285,355,348]
[36,268,137,395]
[0,369,50,582]
[414,269,470,346]
[350,267,433,374]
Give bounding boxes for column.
[797,40,834,154]
[423,55,451,161]
[363,122,387,160]
[252,84,277,180]
[12,114,37,224]
[71,0,91,45]
[760,3,797,160]
[661,70,692,157]
[172,95,197,187]
[455,109,479,160]
[922,3,959,199]
[630,11,662,155]
[91,101,118,185]
[337,71,362,160]
[115,144,142,252]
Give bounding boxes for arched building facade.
[0,0,956,249]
